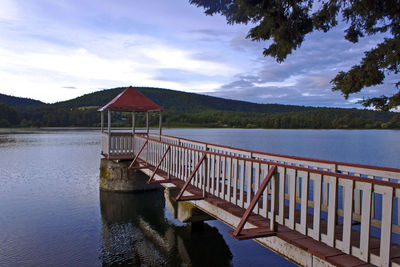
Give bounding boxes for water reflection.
[0,135,17,146]
[99,190,233,266]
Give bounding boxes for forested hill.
[53,87,309,114]
[0,93,44,107]
[0,86,399,129]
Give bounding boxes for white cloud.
[253,75,302,88]
[143,45,237,77]
[348,98,363,104]
[0,0,249,103]
[0,0,19,21]
[0,27,236,102]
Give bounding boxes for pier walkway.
[98,87,400,266]
[101,131,400,267]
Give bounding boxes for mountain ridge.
[0,87,398,129]
[0,93,45,107]
[52,87,313,114]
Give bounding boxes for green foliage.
[189,0,400,111]
[0,103,20,127]
[0,87,399,129]
[18,105,100,127]
[387,115,400,128]
[332,36,400,111]
[160,108,397,129]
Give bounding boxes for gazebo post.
[107,110,111,157]
[159,111,162,137]
[132,112,135,135]
[132,111,135,154]
[146,111,149,136]
[100,111,104,132]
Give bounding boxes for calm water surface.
[0,129,399,266]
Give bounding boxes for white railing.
[150,133,400,236]
[127,133,400,267]
[150,133,400,180]
[101,132,134,157]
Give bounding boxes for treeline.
[1,103,399,129]
[0,104,20,127]
[1,87,399,129]
[163,110,400,129]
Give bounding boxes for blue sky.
[0,0,397,107]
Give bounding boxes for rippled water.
[0,129,399,266]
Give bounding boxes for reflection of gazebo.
[98,86,163,159]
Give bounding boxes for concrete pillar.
[164,187,214,223]
[99,158,160,192]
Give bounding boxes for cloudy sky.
[0,0,397,107]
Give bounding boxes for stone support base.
[99,158,160,192]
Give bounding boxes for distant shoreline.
[0,127,398,133]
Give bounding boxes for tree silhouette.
[189,0,400,111]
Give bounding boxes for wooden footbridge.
[99,87,400,267]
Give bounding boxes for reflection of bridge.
[101,131,400,267]
[98,87,400,266]
[99,190,232,266]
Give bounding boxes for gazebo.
[98,86,163,159]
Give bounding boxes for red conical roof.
[98,87,163,112]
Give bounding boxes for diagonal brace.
[128,140,148,169]
[232,165,277,237]
[174,153,206,201]
[147,145,170,183]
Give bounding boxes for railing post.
[270,167,279,232]
[352,182,372,262]
[168,147,171,180]
[340,179,353,254]
[378,186,393,266]
[203,154,208,198]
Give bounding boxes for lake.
[0,129,399,266]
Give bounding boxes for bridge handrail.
[130,133,399,266]
[141,134,400,188]
[148,133,400,182]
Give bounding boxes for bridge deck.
[101,132,400,267]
